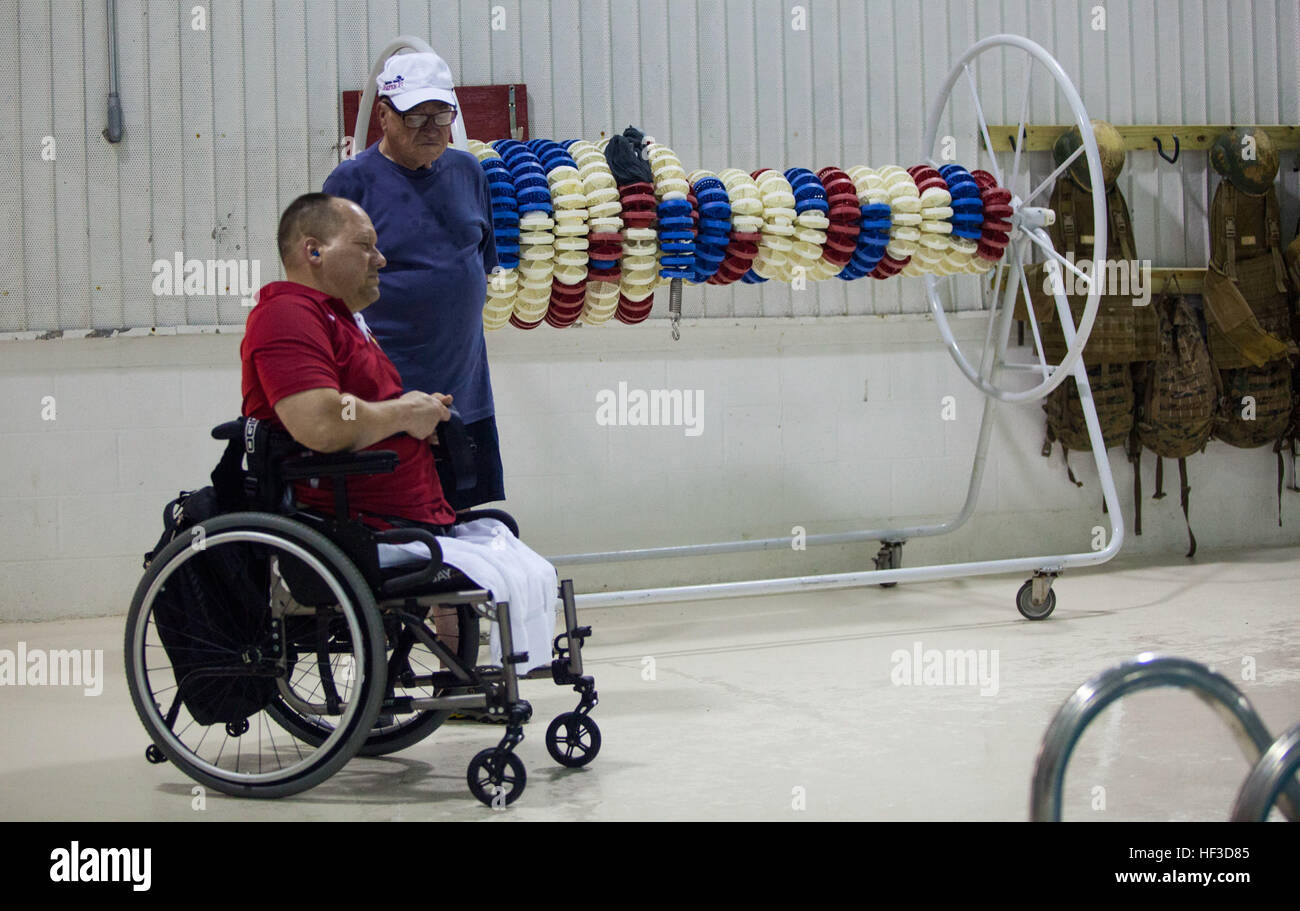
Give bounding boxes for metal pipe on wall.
[103,0,123,142]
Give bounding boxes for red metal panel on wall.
[340,84,528,151]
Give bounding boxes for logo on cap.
[381,75,405,92]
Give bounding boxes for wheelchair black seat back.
[126,412,600,805]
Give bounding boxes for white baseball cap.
[376,51,457,112]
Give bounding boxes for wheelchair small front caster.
[225,719,250,737]
[145,744,167,765]
[467,749,526,807]
[1016,578,1057,620]
[545,712,602,768]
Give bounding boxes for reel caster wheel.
[145,744,167,765]
[224,719,250,737]
[874,542,902,588]
[545,712,602,768]
[1016,580,1057,620]
[467,749,526,807]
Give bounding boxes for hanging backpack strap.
[1108,185,1136,264]
[1153,455,1166,499]
[1278,446,1285,527]
[1274,431,1288,526]
[1285,378,1300,493]
[1266,189,1287,293]
[1290,435,1300,493]
[1063,446,1082,487]
[1130,447,1142,535]
[1288,215,1300,291]
[1126,375,1144,536]
[1058,179,1077,256]
[1134,462,1143,535]
[1223,183,1239,282]
[1178,457,1196,558]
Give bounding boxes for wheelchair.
[124,412,600,807]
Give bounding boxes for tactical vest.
[1029,179,1158,365]
[1203,181,1292,368]
[1037,180,1149,518]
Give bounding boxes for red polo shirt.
[241,281,457,528]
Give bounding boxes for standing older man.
[323,51,504,511]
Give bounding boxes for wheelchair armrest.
[455,508,520,538]
[375,527,446,596]
[280,450,399,481]
[211,419,243,441]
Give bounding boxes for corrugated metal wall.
[1,0,1296,332]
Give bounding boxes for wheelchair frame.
[126,417,600,807]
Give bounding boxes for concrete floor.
[2,545,1298,821]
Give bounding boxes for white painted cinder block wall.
[4,315,1299,622]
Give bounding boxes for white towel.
[376,519,558,675]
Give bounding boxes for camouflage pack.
[1204,181,1293,369]
[1024,179,1157,365]
[1215,360,1292,450]
[1042,362,1134,485]
[1133,291,1219,556]
[1137,293,1218,460]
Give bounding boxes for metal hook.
[1163,271,1182,298]
[1153,134,1180,164]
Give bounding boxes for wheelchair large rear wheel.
[264,603,481,756]
[125,512,388,798]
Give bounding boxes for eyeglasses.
[382,99,457,129]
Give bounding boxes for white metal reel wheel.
[921,34,1108,403]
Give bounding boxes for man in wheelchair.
[125,193,599,806]
[244,193,560,679]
